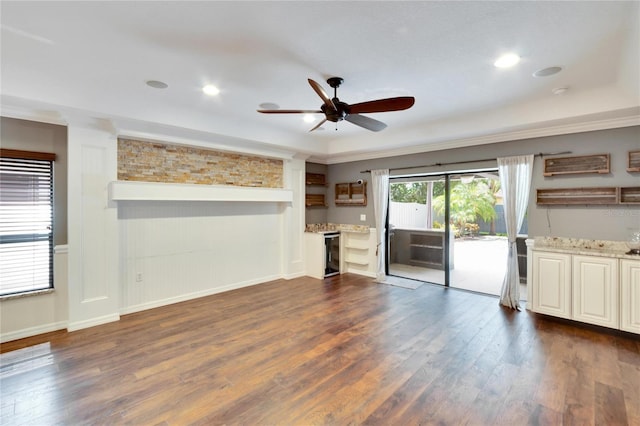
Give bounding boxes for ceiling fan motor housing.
[322,99,348,122]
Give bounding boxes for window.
[0,149,55,296]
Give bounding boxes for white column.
[67,123,119,330]
[281,157,306,279]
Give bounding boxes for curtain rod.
[359,151,571,173]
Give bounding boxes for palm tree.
[432,179,497,237]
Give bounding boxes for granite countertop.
[531,236,640,260]
[305,223,370,234]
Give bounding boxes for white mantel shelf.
[108,181,293,203]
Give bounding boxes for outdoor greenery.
[433,179,499,236]
[389,181,444,204]
[390,179,501,237]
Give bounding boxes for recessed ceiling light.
[494,53,520,68]
[552,86,569,95]
[202,84,220,96]
[533,66,562,77]
[259,102,279,110]
[303,114,316,123]
[146,80,168,89]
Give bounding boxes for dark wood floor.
[1,274,639,425]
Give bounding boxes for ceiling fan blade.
[308,118,327,132]
[308,79,336,111]
[257,109,322,114]
[348,96,415,114]
[345,114,387,132]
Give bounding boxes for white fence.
[389,202,433,229]
[390,202,522,235]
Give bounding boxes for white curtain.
[497,155,534,310]
[371,169,390,282]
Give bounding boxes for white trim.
[54,244,69,254]
[0,321,67,343]
[282,271,306,280]
[0,103,68,126]
[109,181,293,202]
[119,274,282,315]
[67,313,120,332]
[321,114,640,165]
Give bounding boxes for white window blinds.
[0,150,55,296]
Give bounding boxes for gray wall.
[328,126,640,242]
[1,117,68,245]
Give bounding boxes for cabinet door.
[572,255,618,329]
[532,251,572,319]
[620,259,640,334]
[304,233,325,279]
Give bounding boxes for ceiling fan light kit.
[257,77,415,132]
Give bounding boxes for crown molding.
[323,113,640,165]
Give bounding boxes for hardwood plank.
[595,381,629,426]
[1,274,638,425]
[528,404,563,425]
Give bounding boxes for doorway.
[387,170,527,298]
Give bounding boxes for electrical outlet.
[360,214,366,222]
[136,273,143,282]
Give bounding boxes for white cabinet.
[532,251,572,319]
[530,246,639,334]
[304,232,325,279]
[305,230,376,280]
[572,255,618,329]
[620,259,640,334]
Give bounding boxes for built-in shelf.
[390,228,453,270]
[341,230,376,278]
[344,258,369,266]
[108,181,293,202]
[536,187,618,205]
[628,151,640,172]
[543,154,610,176]
[409,232,447,269]
[345,244,369,250]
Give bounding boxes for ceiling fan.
[257,77,415,132]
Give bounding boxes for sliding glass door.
[388,175,447,285]
[445,171,506,295]
[387,170,527,298]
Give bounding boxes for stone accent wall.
[117,139,283,188]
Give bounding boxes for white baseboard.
[120,274,282,316]
[67,313,120,332]
[349,270,377,278]
[0,321,68,343]
[282,271,306,280]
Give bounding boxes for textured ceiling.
[1,1,638,162]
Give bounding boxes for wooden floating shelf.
[628,151,640,172]
[305,193,327,207]
[335,182,367,206]
[620,187,640,204]
[543,154,610,176]
[305,172,327,186]
[537,187,618,205]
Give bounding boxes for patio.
[389,235,527,301]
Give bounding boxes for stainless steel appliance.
[324,232,340,277]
